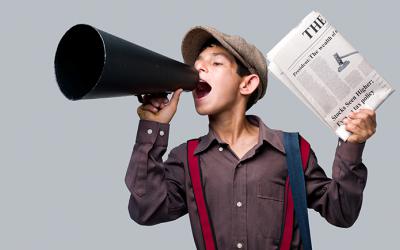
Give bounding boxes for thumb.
[169,88,183,107]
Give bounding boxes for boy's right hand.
[137,88,183,124]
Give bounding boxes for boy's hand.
[137,89,183,124]
[343,108,377,143]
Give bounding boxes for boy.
[125,26,376,249]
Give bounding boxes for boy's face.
[192,45,246,115]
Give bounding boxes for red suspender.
[187,139,217,250]
[280,136,310,250]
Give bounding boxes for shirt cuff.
[135,119,170,146]
[336,138,366,164]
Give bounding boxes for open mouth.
[195,80,212,99]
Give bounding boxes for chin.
[195,104,227,117]
[192,94,212,115]
[194,106,212,116]
[192,93,231,116]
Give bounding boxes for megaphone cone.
[54,24,199,101]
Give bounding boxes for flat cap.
[181,26,267,107]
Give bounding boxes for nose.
[194,60,208,73]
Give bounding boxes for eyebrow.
[196,52,234,62]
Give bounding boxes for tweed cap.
[181,26,268,106]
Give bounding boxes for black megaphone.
[54,24,199,102]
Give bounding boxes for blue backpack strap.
[283,132,312,250]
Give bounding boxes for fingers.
[139,93,169,114]
[137,104,155,120]
[169,88,184,107]
[349,108,376,119]
[141,104,159,114]
[142,90,182,109]
[136,89,184,123]
[349,109,376,124]
[347,109,376,130]
[344,109,377,143]
[142,94,169,108]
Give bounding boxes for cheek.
[213,70,240,92]
[216,79,240,99]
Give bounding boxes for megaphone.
[54,24,199,101]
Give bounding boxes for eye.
[213,62,223,66]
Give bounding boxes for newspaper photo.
[267,10,395,140]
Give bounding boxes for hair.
[199,38,258,111]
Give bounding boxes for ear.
[239,74,260,97]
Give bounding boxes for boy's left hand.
[343,108,377,143]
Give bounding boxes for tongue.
[196,89,209,98]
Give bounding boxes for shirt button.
[147,129,153,135]
[159,130,165,136]
[218,146,223,152]
[236,201,242,207]
[237,242,243,249]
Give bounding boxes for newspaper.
[267,11,395,140]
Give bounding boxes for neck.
[209,110,258,145]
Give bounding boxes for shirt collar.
[193,115,285,155]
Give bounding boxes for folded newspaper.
[267,10,395,140]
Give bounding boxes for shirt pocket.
[256,180,285,239]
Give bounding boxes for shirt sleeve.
[305,138,367,228]
[124,119,187,225]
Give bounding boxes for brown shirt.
[125,115,367,250]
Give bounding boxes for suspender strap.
[280,169,295,250]
[187,134,311,250]
[281,132,312,250]
[187,139,217,250]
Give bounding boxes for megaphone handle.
[136,94,144,103]
[136,92,170,104]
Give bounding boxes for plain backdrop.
[1,0,398,249]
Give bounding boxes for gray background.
[1,0,398,249]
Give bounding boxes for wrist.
[136,120,170,146]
